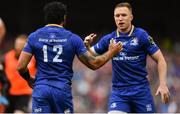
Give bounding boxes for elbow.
[88,61,101,70]
[89,66,99,70]
[161,58,167,67]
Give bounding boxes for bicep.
[150,50,165,63]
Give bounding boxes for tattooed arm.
[78,39,122,70]
[17,52,35,88]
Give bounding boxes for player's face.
[114,7,133,33]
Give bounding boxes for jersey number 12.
[42,45,63,62]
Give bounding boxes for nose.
[118,16,123,21]
[117,15,123,20]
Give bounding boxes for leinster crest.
[130,37,138,46]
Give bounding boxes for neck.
[118,24,132,33]
[116,25,134,37]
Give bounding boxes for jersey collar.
[116,25,134,37]
[45,24,63,28]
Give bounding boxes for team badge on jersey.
[130,37,138,46]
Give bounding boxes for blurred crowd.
[0,17,180,113]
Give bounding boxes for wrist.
[106,50,114,59]
[159,82,167,86]
[87,45,91,50]
[20,70,31,81]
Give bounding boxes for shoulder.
[28,27,46,41]
[71,33,81,39]
[134,27,149,36]
[28,28,42,39]
[63,29,81,40]
[133,27,150,41]
[101,31,116,40]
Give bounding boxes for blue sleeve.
[93,35,109,55]
[71,35,87,56]
[23,33,34,54]
[141,31,159,55]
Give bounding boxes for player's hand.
[155,84,170,104]
[108,38,123,56]
[84,33,97,49]
[27,77,35,89]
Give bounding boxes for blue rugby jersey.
[93,26,159,88]
[23,24,87,89]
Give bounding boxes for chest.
[114,36,144,56]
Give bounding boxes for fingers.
[156,86,171,104]
[110,38,122,46]
[110,38,115,44]
[89,33,96,38]
[86,33,96,41]
[163,90,170,103]
[162,93,169,103]
[117,41,123,51]
[161,92,165,103]
[155,89,160,96]
[84,33,97,46]
[109,38,123,52]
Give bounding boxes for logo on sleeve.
[148,36,155,45]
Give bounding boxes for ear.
[130,14,133,21]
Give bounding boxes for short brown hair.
[15,34,28,41]
[114,2,132,13]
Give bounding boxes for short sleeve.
[141,31,159,55]
[23,33,34,54]
[71,35,87,56]
[93,35,109,55]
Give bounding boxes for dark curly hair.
[43,1,67,24]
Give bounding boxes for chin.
[118,27,126,31]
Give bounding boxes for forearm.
[79,50,114,70]
[157,59,167,85]
[18,68,31,81]
[17,51,33,81]
[81,38,121,70]
[91,50,114,68]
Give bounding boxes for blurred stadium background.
[0,0,180,113]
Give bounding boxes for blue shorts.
[108,85,156,113]
[32,84,73,113]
